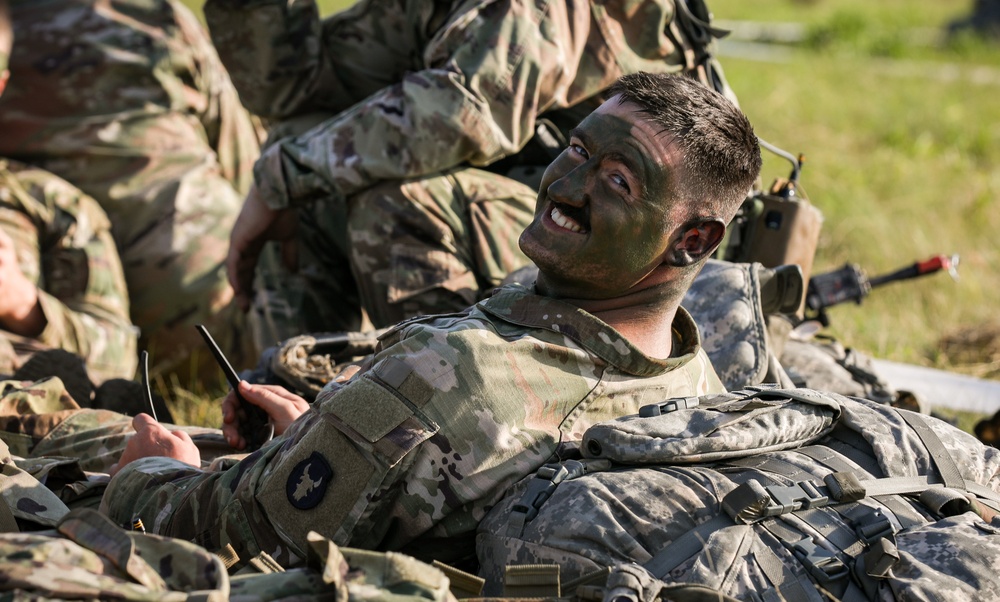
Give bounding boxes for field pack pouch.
[721,179,823,309]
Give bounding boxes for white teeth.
[550,205,585,233]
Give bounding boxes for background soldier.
[0,0,136,386]
[0,0,262,377]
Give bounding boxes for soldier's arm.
[101,360,432,568]
[203,0,420,121]
[0,165,137,382]
[176,0,262,196]
[247,0,592,210]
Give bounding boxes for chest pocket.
[256,357,440,554]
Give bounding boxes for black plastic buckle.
[856,510,895,545]
[510,461,587,522]
[639,396,699,417]
[792,538,849,584]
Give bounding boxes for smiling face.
[518,97,689,299]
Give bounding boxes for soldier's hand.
[226,184,299,312]
[222,381,309,449]
[0,227,44,336]
[110,413,201,476]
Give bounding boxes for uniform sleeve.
[175,0,263,197]
[204,0,474,122]
[101,357,439,568]
[0,167,137,383]
[240,0,595,209]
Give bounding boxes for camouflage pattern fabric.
[0,507,461,601]
[478,388,1000,600]
[0,0,262,375]
[681,260,771,390]
[347,168,535,328]
[682,260,804,390]
[207,0,732,209]
[0,159,137,384]
[101,284,723,571]
[780,336,897,405]
[205,0,733,337]
[0,508,230,598]
[0,376,230,476]
[0,440,73,531]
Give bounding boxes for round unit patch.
[286,452,333,510]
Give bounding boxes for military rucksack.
[477,387,1000,601]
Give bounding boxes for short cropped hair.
[606,72,761,222]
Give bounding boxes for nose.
[546,165,587,208]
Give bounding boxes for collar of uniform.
[478,284,700,377]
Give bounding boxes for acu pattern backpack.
[477,387,1000,601]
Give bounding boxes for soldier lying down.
[4,73,761,570]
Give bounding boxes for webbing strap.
[215,544,240,570]
[794,507,868,557]
[727,454,815,484]
[800,444,924,528]
[503,564,560,598]
[897,410,965,489]
[643,514,732,578]
[248,551,284,574]
[752,536,824,602]
[0,501,18,533]
[797,446,867,477]
[759,523,872,602]
[432,560,485,598]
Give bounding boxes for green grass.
[708,1,1000,381]
[172,0,1000,425]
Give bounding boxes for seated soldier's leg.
[251,195,365,347]
[124,166,256,379]
[348,168,535,327]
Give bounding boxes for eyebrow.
[569,127,643,178]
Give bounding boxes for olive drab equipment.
[719,149,824,317]
[478,386,1000,601]
[0,506,463,602]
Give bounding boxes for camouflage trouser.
[252,167,536,346]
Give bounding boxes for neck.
[557,280,690,359]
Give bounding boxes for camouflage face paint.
[519,97,684,299]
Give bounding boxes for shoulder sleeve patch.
[285,452,333,510]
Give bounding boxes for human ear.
[666,219,726,266]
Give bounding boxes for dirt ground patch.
[938,322,1000,379]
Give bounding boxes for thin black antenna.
[140,350,157,421]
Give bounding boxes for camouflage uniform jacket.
[205,0,725,209]
[0,160,136,383]
[103,284,723,568]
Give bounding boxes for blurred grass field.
[174,0,999,425]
